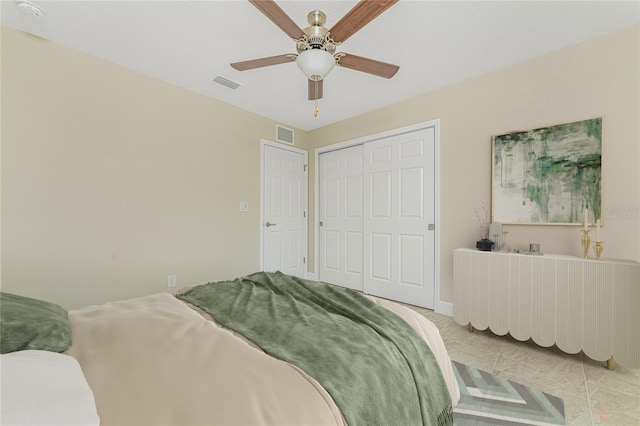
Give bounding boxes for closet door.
[318,145,364,290]
[363,128,435,309]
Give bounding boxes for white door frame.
[314,120,442,311]
[260,139,308,277]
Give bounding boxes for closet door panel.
[318,145,364,290]
[363,127,435,309]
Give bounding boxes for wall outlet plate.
[167,274,176,288]
[239,202,249,212]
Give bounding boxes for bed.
[1,271,459,426]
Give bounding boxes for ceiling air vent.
[212,75,242,90]
[276,125,294,145]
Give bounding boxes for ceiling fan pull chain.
[314,100,319,117]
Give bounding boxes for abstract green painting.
[492,118,602,225]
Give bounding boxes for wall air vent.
[276,125,294,145]
[212,75,242,90]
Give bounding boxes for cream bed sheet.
[67,292,459,425]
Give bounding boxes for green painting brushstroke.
[493,118,602,224]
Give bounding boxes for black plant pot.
[476,239,494,251]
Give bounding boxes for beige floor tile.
[589,383,640,425]
[582,356,640,398]
[404,305,455,331]
[444,345,499,373]
[495,345,587,396]
[562,391,594,426]
[441,323,505,347]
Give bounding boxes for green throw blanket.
[177,271,452,426]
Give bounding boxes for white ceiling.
[2,1,639,131]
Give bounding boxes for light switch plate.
[239,202,249,212]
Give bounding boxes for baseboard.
[436,301,453,317]
[306,271,317,281]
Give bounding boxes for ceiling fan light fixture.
[15,0,46,19]
[296,49,335,81]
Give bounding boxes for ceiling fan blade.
[329,0,398,43]
[337,53,399,78]
[249,0,305,40]
[308,79,323,100]
[231,54,295,71]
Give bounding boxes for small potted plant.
[474,202,494,251]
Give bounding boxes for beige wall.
[2,24,638,310]
[1,26,309,309]
[308,25,640,305]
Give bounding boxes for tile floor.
[408,306,640,425]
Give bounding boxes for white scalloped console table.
[453,248,640,369]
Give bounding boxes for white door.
[363,128,435,308]
[262,143,307,278]
[318,145,364,291]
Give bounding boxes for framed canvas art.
[492,117,602,225]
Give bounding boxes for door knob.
[265,222,277,227]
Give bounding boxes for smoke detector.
[16,1,46,19]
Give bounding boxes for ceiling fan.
[231,0,400,104]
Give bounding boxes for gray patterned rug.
[452,360,565,425]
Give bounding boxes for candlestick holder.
[581,229,591,259]
[593,241,603,260]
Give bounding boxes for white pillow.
[1,350,100,426]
